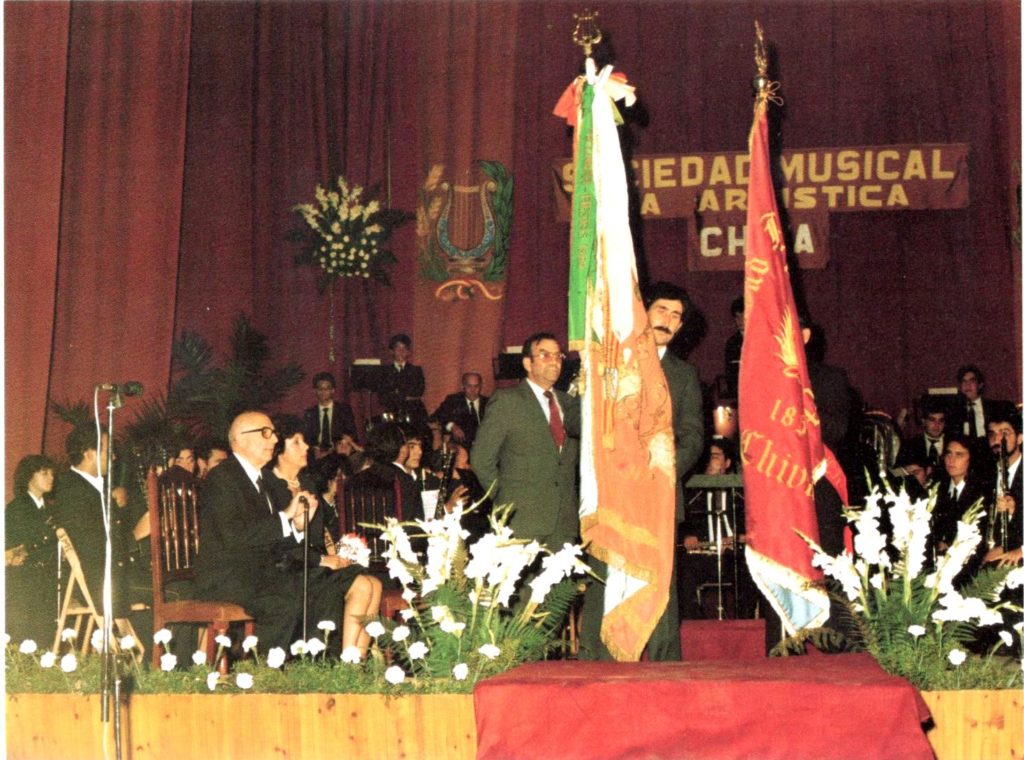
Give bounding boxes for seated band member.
[983,410,1023,568]
[377,334,428,425]
[931,434,990,581]
[433,372,489,447]
[6,455,58,643]
[303,371,358,461]
[262,415,382,656]
[196,411,360,655]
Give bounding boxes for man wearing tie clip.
[983,410,1023,568]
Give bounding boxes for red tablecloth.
[679,619,765,661]
[474,653,932,760]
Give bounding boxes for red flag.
[739,89,847,635]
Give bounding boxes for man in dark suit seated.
[54,426,150,630]
[897,402,947,472]
[946,365,1012,474]
[931,434,990,579]
[303,371,358,461]
[433,371,489,447]
[195,410,342,654]
[377,334,427,425]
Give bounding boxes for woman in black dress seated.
[262,415,382,656]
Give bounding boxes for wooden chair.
[147,468,254,672]
[338,469,408,619]
[50,527,145,663]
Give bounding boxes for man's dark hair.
[523,332,558,359]
[709,438,736,468]
[271,414,306,459]
[388,333,412,351]
[944,432,975,460]
[730,296,744,317]
[65,426,105,467]
[365,421,406,463]
[13,454,55,494]
[987,407,1023,435]
[956,364,986,389]
[312,371,336,389]
[196,438,230,461]
[642,281,690,311]
[919,397,948,420]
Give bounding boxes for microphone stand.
[300,496,310,642]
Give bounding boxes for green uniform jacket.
[662,350,704,519]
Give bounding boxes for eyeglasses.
[239,427,278,439]
[532,350,566,362]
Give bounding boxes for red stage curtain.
[4,1,70,489]
[3,1,1020,496]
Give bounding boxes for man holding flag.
[739,24,848,644]
[555,58,678,662]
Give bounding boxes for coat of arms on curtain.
[417,160,511,301]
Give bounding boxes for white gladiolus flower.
[888,488,931,581]
[317,620,336,633]
[365,621,386,638]
[119,635,136,651]
[235,673,254,690]
[340,646,362,664]
[869,573,885,590]
[852,499,890,568]
[811,550,862,601]
[206,672,219,691]
[478,643,501,659]
[19,639,37,655]
[392,625,410,642]
[401,587,417,604]
[384,665,406,685]
[266,647,286,669]
[407,641,428,660]
[929,518,983,595]
[192,650,207,666]
[529,543,590,605]
[947,648,967,666]
[60,653,77,672]
[153,628,173,645]
[61,628,77,643]
[999,630,1014,647]
[3,633,10,646]
[998,566,1024,592]
[160,653,178,671]
[242,635,259,653]
[452,663,469,681]
[907,625,926,638]
[290,640,307,657]
[305,638,326,657]
[40,651,56,668]
[398,608,416,621]
[430,605,450,623]
[440,619,466,635]
[214,634,232,648]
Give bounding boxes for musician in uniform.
[983,410,1022,568]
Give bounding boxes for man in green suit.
[580,282,704,661]
[471,333,580,549]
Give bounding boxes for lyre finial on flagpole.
[572,9,602,57]
[752,21,783,108]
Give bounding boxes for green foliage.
[480,160,513,282]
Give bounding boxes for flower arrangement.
[781,481,1023,691]
[6,504,589,695]
[290,176,410,287]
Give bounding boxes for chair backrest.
[146,467,200,605]
[339,468,403,563]
[54,527,97,613]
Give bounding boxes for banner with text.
[552,143,969,270]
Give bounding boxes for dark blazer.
[896,434,944,469]
[195,455,304,605]
[932,475,991,549]
[54,470,137,615]
[433,392,489,445]
[807,361,852,450]
[991,460,1023,552]
[378,363,426,417]
[302,402,358,449]
[662,351,704,520]
[5,492,57,566]
[946,397,1013,439]
[471,380,580,548]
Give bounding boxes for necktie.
[255,475,273,514]
[967,402,978,437]
[320,407,330,448]
[469,399,479,423]
[927,439,938,462]
[545,391,565,449]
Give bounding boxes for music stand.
[683,474,744,620]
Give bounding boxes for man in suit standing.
[195,410,340,653]
[377,334,427,424]
[472,333,580,550]
[433,372,489,447]
[303,371,358,460]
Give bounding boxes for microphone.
[98,381,144,396]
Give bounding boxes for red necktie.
[545,391,565,449]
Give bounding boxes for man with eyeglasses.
[302,371,358,462]
[195,410,341,654]
[472,332,580,549]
